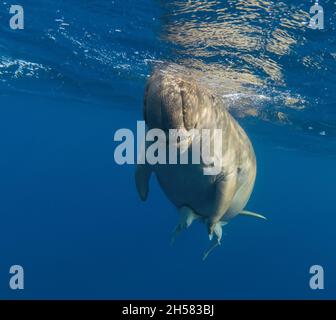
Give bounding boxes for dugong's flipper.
[171,206,200,245]
[135,164,152,201]
[239,210,267,220]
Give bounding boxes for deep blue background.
[0,0,335,299]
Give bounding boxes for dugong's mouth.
[160,127,198,148]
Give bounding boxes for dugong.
[135,67,265,259]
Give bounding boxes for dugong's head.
[144,69,208,133]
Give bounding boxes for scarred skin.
[135,67,259,256]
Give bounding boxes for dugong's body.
[136,68,263,258]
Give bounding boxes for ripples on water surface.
[162,0,336,152]
[1,0,335,155]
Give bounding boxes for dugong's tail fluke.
[239,210,267,220]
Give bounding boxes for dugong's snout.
[144,70,201,132]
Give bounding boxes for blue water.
[0,0,335,299]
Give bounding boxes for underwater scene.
[0,0,335,299]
